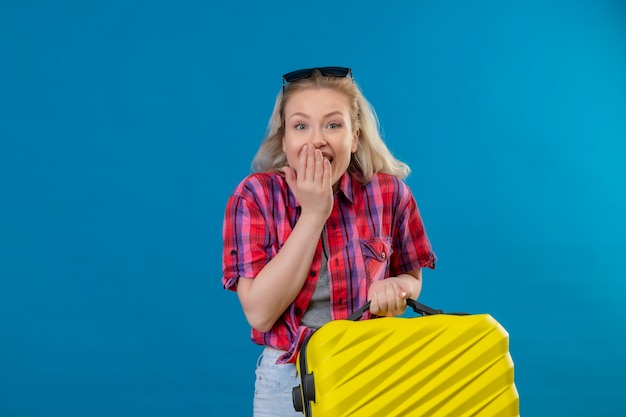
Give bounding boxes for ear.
[351,128,360,153]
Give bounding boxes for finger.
[384,281,407,315]
[323,157,332,189]
[398,286,413,315]
[399,285,410,300]
[377,285,394,316]
[304,144,315,182]
[314,149,324,184]
[297,144,308,182]
[367,285,383,316]
[386,282,402,315]
[377,294,391,317]
[395,293,408,315]
[369,297,379,316]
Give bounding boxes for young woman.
[222,67,436,416]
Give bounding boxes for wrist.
[297,211,328,229]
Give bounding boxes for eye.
[327,122,342,129]
[294,123,306,130]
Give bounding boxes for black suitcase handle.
[347,298,445,321]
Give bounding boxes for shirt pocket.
[359,237,393,283]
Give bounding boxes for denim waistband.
[257,346,292,368]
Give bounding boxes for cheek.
[282,136,293,156]
[282,140,300,166]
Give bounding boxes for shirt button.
[381,251,386,259]
[310,270,317,277]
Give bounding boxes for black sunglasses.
[282,67,353,92]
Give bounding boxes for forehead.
[284,87,352,117]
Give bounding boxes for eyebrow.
[287,111,346,120]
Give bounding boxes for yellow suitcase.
[292,300,519,416]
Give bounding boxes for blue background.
[1,0,625,416]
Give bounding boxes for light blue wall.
[1,1,625,416]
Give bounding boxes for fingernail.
[402,292,407,298]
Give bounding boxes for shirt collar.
[337,171,355,204]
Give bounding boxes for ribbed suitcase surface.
[293,307,519,417]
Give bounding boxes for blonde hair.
[251,70,410,183]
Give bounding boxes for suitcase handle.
[347,298,444,321]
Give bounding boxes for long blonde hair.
[251,70,410,183]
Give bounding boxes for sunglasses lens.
[282,67,352,84]
[283,68,314,83]
[319,67,351,77]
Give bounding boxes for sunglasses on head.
[282,67,353,92]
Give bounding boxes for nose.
[310,127,327,148]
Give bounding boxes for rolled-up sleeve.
[390,184,437,275]
[222,179,272,291]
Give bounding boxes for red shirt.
[222,171,436,363]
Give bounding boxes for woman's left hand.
[367,278,413,317]
[367,270,423,317]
